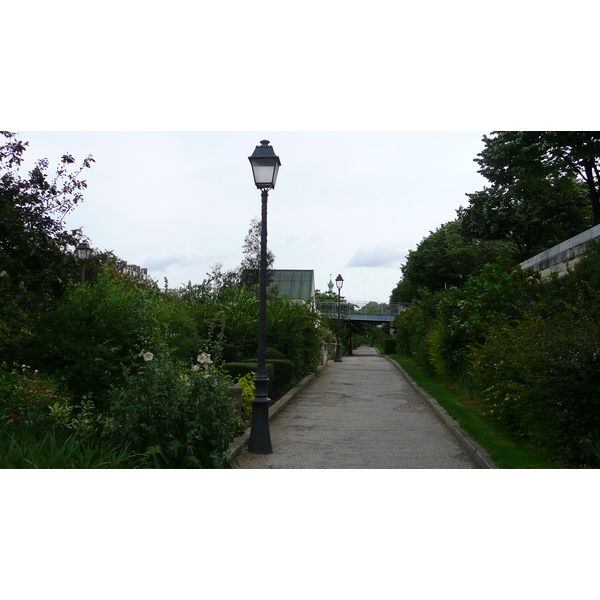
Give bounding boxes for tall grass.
[0,426,143,469]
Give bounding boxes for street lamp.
[247,140,281,454]
[75,241,91,282]
[334,273,344,362]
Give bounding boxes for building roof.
[270,270,315,302]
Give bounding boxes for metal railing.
[315,300,411,317]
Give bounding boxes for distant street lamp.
[76,241,92,282]
[247,140,281,454]
[334,273,344,362]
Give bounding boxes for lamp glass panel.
[251,159,279,188]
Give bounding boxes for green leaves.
[0,133,96,357]
[470,307,600,463]
[391,219,516,301]
[458,131,595,260]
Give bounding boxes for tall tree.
[390,219,515,302]
[542,131,600,225]
[200,218,276,297]
[238,217,275,289]
[457,131,592,260]
[0,131,94,353]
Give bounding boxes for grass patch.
[0,426,144,469]
[387,354,560,469]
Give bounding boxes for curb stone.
[381,353,498,469]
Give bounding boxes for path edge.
[381,354,498,469]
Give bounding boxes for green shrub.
[24,269,158,408]
[0,363,72,428]
[23,269,223,409]
[267,359,295,392]
[395,264,545,382]
[265,297,324,375]
[241,359,294,393]
[470,308,600,465]
[234,372,255,421]
[223,362,275,385]
[382,338,396,355]
[106,344,237,468]
[425,323,453,380]
[394,291,438,374]
[0,363,143,468]
[264,347,286,360]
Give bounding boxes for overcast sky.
[15,131,489,302]
[7,3,587,305]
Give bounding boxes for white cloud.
[145,252,206,272]
[346,245,405,268]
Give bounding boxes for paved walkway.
[234,346,477,469]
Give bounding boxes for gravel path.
[234,346,476,469]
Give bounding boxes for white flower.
[191,364,200,372]
[142,352,154,362]
[197,352,213,366]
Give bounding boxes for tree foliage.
[390,219,515,302]
[457,131,595,260]
[238,217,275,289]
[202,217,275,295]
[0,132,95,356]
[543,131,600,225]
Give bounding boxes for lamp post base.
[247,400,273,454]
[334,341,343,362]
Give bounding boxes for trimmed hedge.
[267,359,294,392]
[223,362,275,391]
[263,347,286,360]
[242,359,295,392]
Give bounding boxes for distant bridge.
[316,301,412,323]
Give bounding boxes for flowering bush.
[105,346,236,468]
[191,351,214,377]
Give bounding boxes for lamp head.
[76,241,91,260]
[249,140,281,190]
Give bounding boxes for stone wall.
[520,224,600,278]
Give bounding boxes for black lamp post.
[247,140,281,454]
[334,273,344,362]
[76,241,92,282]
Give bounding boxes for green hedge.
[223,362,275,387]
[241,359,294,392]
[263,347,286,360]
[267,359,294,391]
